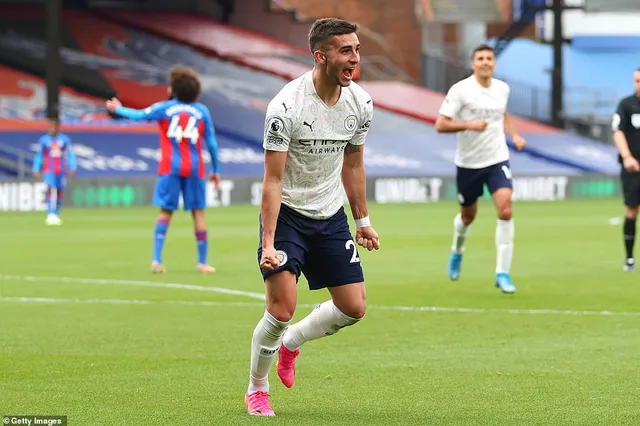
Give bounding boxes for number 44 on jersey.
[166,115,200,144]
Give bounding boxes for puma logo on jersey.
[303,120,315,131]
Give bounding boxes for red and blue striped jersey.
[32,133,77,176]
[115,100,220,178]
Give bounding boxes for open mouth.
[342,68,354,79]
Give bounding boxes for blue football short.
[153,174,206,211]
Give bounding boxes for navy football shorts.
[456,160,513,207]
[257,204,365,290]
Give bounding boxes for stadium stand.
[496,38,628,119]
[0,6,621,179]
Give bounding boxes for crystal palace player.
[436,44,526,294]
[33,117,77,226]
[244,18,379,417]
[105,66,221,274]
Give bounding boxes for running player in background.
[105,66,221,274]
[435,44,526,294]
[32,117,77,226]
[245,18,379,417]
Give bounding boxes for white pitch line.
[1,296,640,318]
[0,274,265,300]
[372,305,640,317]
[0,297,267,308]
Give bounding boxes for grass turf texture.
[1,200,639,425]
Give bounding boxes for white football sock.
[452,213,471,254]
[496,219,514,274]
[282,300,360,352]
[248,310,289,394]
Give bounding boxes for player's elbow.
[263,174,282,186]
[263,150,287,182]
[343,157,364,172]
[613,131,628,147]
[435,118,446,133]
[262,172,284,190]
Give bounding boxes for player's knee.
[348,306,366,320]
[626,207,639,220]
[266,298,296,322]
[338,300,366,321]
[267,306,295,323]
[498,206,512,221]
[191,209,207,228]
[324,304,363,337]
[159,209,173,220]
[461,211,476,225]
[265,272,298,322]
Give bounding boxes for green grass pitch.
[1,200,639,425]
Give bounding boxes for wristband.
[355,216,371,228]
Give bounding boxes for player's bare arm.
[435,114,487,133]
[342,143,367,219]
[342,143,379,251]
[260,150,288,269]
[504,112,526,150]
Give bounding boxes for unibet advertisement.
[0,175,624,212]
[0,178,264,212]
[372,176,620,204]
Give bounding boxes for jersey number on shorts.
[345,240,361,263]
[167,115,200,144]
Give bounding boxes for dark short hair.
[168,66,201,103]
[472,44,496,59]
[308,18,359,52]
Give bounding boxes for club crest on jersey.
[276,250,288,266]
[344,115,357,132]
[632,114,640,129]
